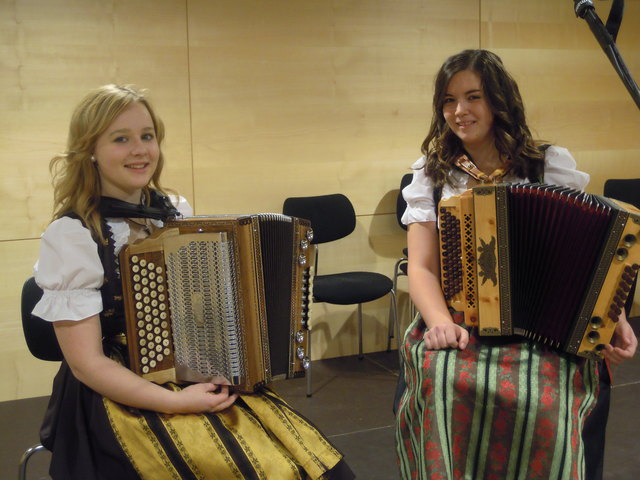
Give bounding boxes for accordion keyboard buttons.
[587,331,600,343]
[623,234,637,247]
[126,253,173,378]
[439,209,464,299]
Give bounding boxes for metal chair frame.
[18,444,47,480]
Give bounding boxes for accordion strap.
[99,191,180,221]
[455,154,509,184]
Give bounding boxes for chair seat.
[313,272,393,305]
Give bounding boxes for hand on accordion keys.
[603,312,638,366]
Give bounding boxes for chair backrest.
[396,173,413,231]
[604,178,640,209]
[282,194,356,244]
[21,277,63,361]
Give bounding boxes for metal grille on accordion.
[120,214,315,393]
[438,183,640,359]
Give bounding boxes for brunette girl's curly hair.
[421,49,545,188]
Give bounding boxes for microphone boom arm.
[575,0,640,109]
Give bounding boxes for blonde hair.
[50,84,167,241]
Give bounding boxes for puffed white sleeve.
[543,146,590,190]
[32,217,104,322]
[401,156,438,225]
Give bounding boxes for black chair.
[18,277,59,480]
[388,173,414,350]
[21,277,63,362]
[603,178,640,209]
[283,194,398,396]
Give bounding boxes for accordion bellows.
[439,184,640,359]
[120,214,314,392]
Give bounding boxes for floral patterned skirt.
[395,316,598,480]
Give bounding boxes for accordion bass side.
[438,184,640,359]
[119,214,315,392]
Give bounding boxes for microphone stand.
[574,0,640,109]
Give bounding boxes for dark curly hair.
[421,49,545,188]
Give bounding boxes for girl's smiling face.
[442,70,495,150]
[93,101,159,203]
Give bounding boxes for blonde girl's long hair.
[49,84,167,242]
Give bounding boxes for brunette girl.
[395,49,636,479]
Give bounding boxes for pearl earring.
[91,155,96,162]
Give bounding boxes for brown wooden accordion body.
[119,214,315,392]
[438,184,640,359]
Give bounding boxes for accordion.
[438,183,640,359]
[119,214,315,392]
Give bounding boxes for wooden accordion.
[119,214,315,392]
[438,183,640,359]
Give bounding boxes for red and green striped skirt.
[395,316,599,480]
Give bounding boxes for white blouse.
[401,146,590,225]
[32,196,193,322]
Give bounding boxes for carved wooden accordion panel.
[439,184,640,359]
[119,214,314,392]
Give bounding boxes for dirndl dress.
[41,342,353,480]
[395,315,599,480]
[34,212,353,480]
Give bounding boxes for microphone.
[573,0,640,109]
[574,0,594,18]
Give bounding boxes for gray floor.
[2,343,639,479]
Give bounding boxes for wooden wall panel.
[186,0,478,216]
[481,0,640,193]
[0,0,192,401]
[0,0,193,241]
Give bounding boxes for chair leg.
[358,303,364,359]
[19,443,46,480]
[388,259,407,351]
[306,328,312,397]
[387,279,395,351]
[389,289,402,366]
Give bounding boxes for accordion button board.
[120,214,315,392]
[439,184,640,359]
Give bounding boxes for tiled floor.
[2,339,639,479]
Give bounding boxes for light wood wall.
[1,0,638,401]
